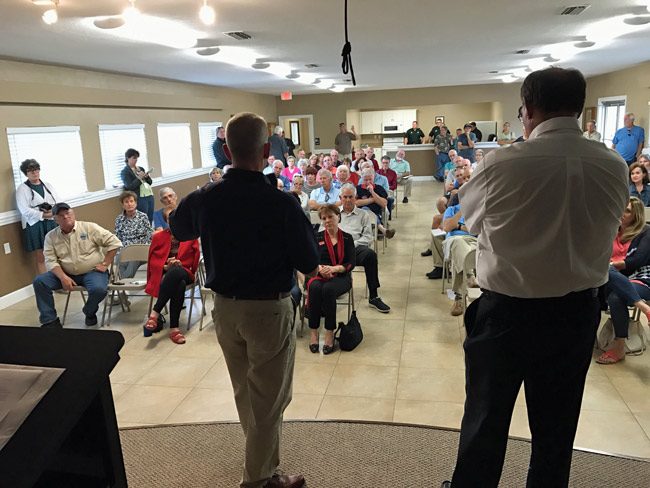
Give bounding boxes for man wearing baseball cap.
[33,203,122,328]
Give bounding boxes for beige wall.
[276,83,523,151]
[585,61,650,134]
[0,59,277,299]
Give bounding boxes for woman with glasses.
[15,159,59,275]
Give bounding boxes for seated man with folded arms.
[338,183,391,313]
[153,186,178,232]
[272,159,291,191]
[389,150,413,203]
[33,203,122,328]
[356,168,395,239]
[309,169,341,210]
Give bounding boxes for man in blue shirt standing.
[612,113,645,165]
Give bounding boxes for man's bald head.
[225,112,268,169]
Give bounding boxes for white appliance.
[381,136,403,158]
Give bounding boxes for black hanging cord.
[341,0,356,86]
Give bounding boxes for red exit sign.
[280,91,292,101]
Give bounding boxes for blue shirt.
[613,126,645,163]
[374,174,389,192]
[310,185,340,204]
[153,209,168,230]
[630,183,650,206]
[457,133,477,162]
[443,204,471,237]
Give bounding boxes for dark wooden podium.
[0,325,126,488]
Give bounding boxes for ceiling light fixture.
[197,47,220,56]
[199,0,216,26]
[286,71,300,79]
[123,0,140,20]
[623,16,650,25]
[574,40,596,48]
[251,62,270,70]
[42,6,58,25]
[330,85,346,93]
[32,0,56,5]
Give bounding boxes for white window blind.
[157,123,193,175]
[198,122,222,168]
[7,126,88,200]
[98,124,149,189]
[598,98,626,147]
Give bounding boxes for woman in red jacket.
[144,208,200,344]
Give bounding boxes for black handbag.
[335,310,363,351]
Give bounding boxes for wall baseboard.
[0,284,34,310]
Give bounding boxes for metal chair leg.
[62,291,71,325]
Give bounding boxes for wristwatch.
[457,223,463,231]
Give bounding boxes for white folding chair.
[197,258,215,331]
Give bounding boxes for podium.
[0,325,126,487]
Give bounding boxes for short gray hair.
[158,186,175,201]
[360,168,374,178]
[340,183,357,196]
[336,165,350,177]
[317,168,332,180]
[274,125,284,135]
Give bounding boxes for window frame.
[198,122,223,168]
[98,123,149,189]
[157,122,194,176]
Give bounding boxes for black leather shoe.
[41,318,62,328]
[402,197,408,203]
[426,267,443,279]
[441,482,452,488]
[322,343,336,355]
[309,343,319,353]
[85,314,98,326]
[421,249,432,257]
[263,473,305,488]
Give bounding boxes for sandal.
[596,350,625,365]
[169,329,186,345]
[143,315,163,337]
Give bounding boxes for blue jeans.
[33,270,109,324]
[607,267,650,338]
[137,195,155,223]
[435,153,450,180]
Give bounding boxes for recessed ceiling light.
[330,85,346,93]
[515,49,530,55]
[305,64,319,69]
[32,0,57,5]
[93,17,126,29]
[286,71,300,79]
[544,55,560,63]
[42,8,58,25]
[574,40,596,48]
[199,1,216,25]
[197,47,220,56]
[252,62,270,69]
[489,70,499,74]
[624,16,650,25]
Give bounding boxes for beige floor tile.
[357,305,406,321]
[574,410,650,458]
[136,356,218,388]
[337,338,402,367]
[165,387,239,423]
[396,368,466,403]
[196,357,235,391]
[580,377,630,413]
[110,354,163,384]
[118,422,157,428]
[361,319,405,342]
[165,329,223,360]
[404,320,461,344]
[0,307,40,325]
[401,341,465,370]
[115,384,192,424]
[633,411,650,439]
[110,382,131,402]
[284,393,323,420]
[602,354,650,380]
[120,332,177,357]
[326,364,398,399]
[393,399,465,429]
[509,406,532,439]
[317,395,395,422]
[610,376,650,413]
[293,362,336,395]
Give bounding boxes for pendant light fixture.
[199,0,216,25]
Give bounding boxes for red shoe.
[596,349,625,365]
[169,329,186,344]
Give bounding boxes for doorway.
[278,114,315,155]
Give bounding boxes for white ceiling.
[1,0,650,95]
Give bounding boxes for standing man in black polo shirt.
[171,112,318,488]
[404,120,425,144]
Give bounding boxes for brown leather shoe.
[263,473,305,488]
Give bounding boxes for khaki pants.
[431,233,445,267]
[448,235,478,294]
[212,295,296,488]
[397,176,412,198]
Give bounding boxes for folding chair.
[299,277,355,338]
[197,258,215,331]
[101,243,149,327]
[58,287,87,326]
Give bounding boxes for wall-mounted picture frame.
[435,116,445,124]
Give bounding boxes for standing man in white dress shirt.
[442,68,629,488]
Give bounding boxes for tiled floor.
[2,181,650,459]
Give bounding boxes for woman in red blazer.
[144,209,200,344]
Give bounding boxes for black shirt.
[405,128,425,144]
[356,184,388,218]
[170,168,319,296]
[315,230,356,274]
[429,126,441,139]
[472,128,483,142]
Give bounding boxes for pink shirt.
[611,233,631,262]
[282,166,301,181]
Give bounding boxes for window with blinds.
[98,124,149,189]
[7,126,88,200]
[157,123,194,175]
[598,98,626,147]
[198,122,222,168]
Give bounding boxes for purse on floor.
[597,318,648,356]
[335,311,363,351]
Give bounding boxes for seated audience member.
[276,179,285,191]
[272,160,291,191]
[309,169,341,210]
[307,154,321,172]
[297,158,308,175]
[317,153,325,166]
[378,156,398,192]
[451,128,463,151]
[389,150,413,203]
[307,204,356,354]
[144,208,200,344]
[282,156,301,180]
[330,149,343,167]
[442,150,459,179]
[356,168,395,239]
[291,174,310,217]
[153,187,178,231]
[33,203,122,328]
[433,126,453,181]
[360,161,390,193]
[334,164,358,189]
[583,120,602,141]
[338,184,391,312]
[296,149,306,160]
[262,155,276,175]
[351,149,367,172]
[497,122,516,145]
[321,155,337,176]
[364,147,380,170]
[15,158,60,275]
[473,150,485,169]
[597,197,650,364]
[303,166,321,194]
[209,167,223,183]
[638,154,650,173]
[629,162,650,206]
[114,191,153,278]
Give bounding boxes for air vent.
[515,49,530,55]
[224,31,252,41]
[305,64,319,69]
[560,5,590,15]
[489,70,499,74]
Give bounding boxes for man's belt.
[216,291,291,301]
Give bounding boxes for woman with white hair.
[209,167,223,183]
[268,125,289,165]
[290,174,310,217]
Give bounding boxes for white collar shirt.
[458,117,628,298]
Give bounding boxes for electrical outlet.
[3,242,10,254]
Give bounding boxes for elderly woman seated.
[144,208,200,344]
[306,204,356,354]
[290,174,310,217]
[209,167,223,183]
[114,190,153,278]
